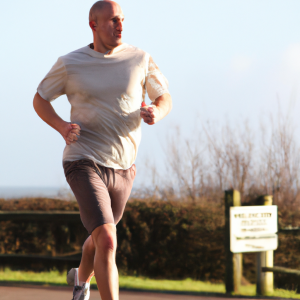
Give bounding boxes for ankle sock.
[76,268,93,286]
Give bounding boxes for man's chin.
[112,35,122,44]
[113,40,123,47]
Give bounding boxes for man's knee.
[92,223,116,256]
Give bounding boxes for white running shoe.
[67,268,90,300]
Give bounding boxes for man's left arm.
[140,93,172,125]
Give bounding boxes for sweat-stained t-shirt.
[37,43,169,170]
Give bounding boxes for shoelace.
[72,285,83,300]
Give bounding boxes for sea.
[0,187,74,199]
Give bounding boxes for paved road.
[0,285,273,300]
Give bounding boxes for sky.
[1,0,300,191]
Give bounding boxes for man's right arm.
[33,92,80,145]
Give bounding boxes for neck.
[92,37,122,54]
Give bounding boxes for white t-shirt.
[37,44,169,169]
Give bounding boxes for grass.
[0,269,300,299]
[119,276,225,293]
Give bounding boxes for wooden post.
[256,195,274,296]
[225,189,242,294]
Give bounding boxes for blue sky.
[1,0,300,189]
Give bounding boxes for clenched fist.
[60,123,81,145]
[140,103,160,125]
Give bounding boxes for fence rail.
[0,252,82,262]
[278,227,300,233]
[0,210,80,222]
[262,266,300,276]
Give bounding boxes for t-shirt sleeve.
[145,55,169,102]
[37,57,67,102]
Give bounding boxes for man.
[33,1,172,299]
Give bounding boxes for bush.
[0,197,300,289]
[117,200,224,281]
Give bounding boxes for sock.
[76,268,94,286]
[74,268,80,286]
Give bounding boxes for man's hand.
[140,105,159,125]
[60,123,81,145]
[33,92,81,145]
[140,94,172,125]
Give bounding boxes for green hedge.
[0,198,300,289]
[117,200,224,281]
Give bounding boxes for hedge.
[0,198,299,289]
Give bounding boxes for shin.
[78,235,95,283]
[92,223,118,300]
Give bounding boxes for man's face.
[92,3,124,49]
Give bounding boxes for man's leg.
[87,164,136,300]
[77,164,136,290]
[110,164,136,224]
[91,223,118,300]
[64,161,136,300]
[64,160,116,298]
[78,235,95,282]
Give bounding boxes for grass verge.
[0,269,299,299]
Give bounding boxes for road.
[0,285,274,300]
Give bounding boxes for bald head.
[89,0,121,22]
[88,0,124,53]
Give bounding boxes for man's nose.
[117,20,123,31]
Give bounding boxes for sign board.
[230,205,278,253]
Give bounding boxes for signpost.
[225,190,242,294]
[225,191,278,296]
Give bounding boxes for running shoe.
[67,268,90,300]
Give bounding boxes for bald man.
[33,1,172,300]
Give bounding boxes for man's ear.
[89,21,97,32]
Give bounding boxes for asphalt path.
[0,285,275,300]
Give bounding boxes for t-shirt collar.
[87,43,127,57]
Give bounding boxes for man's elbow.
[153,93,172,118]
[33,92,39,110]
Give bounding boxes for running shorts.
[63,159,136,234]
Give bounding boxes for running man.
[33,1,172,300]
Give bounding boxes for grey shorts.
[63,159,136,234]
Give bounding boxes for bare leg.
[78,235,95,283]
[92,223,118,300]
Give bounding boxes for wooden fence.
[0,211,82,264]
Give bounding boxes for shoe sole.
[67,268,76,286]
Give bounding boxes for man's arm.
[33,92,80,145]
[140,93,172,125]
